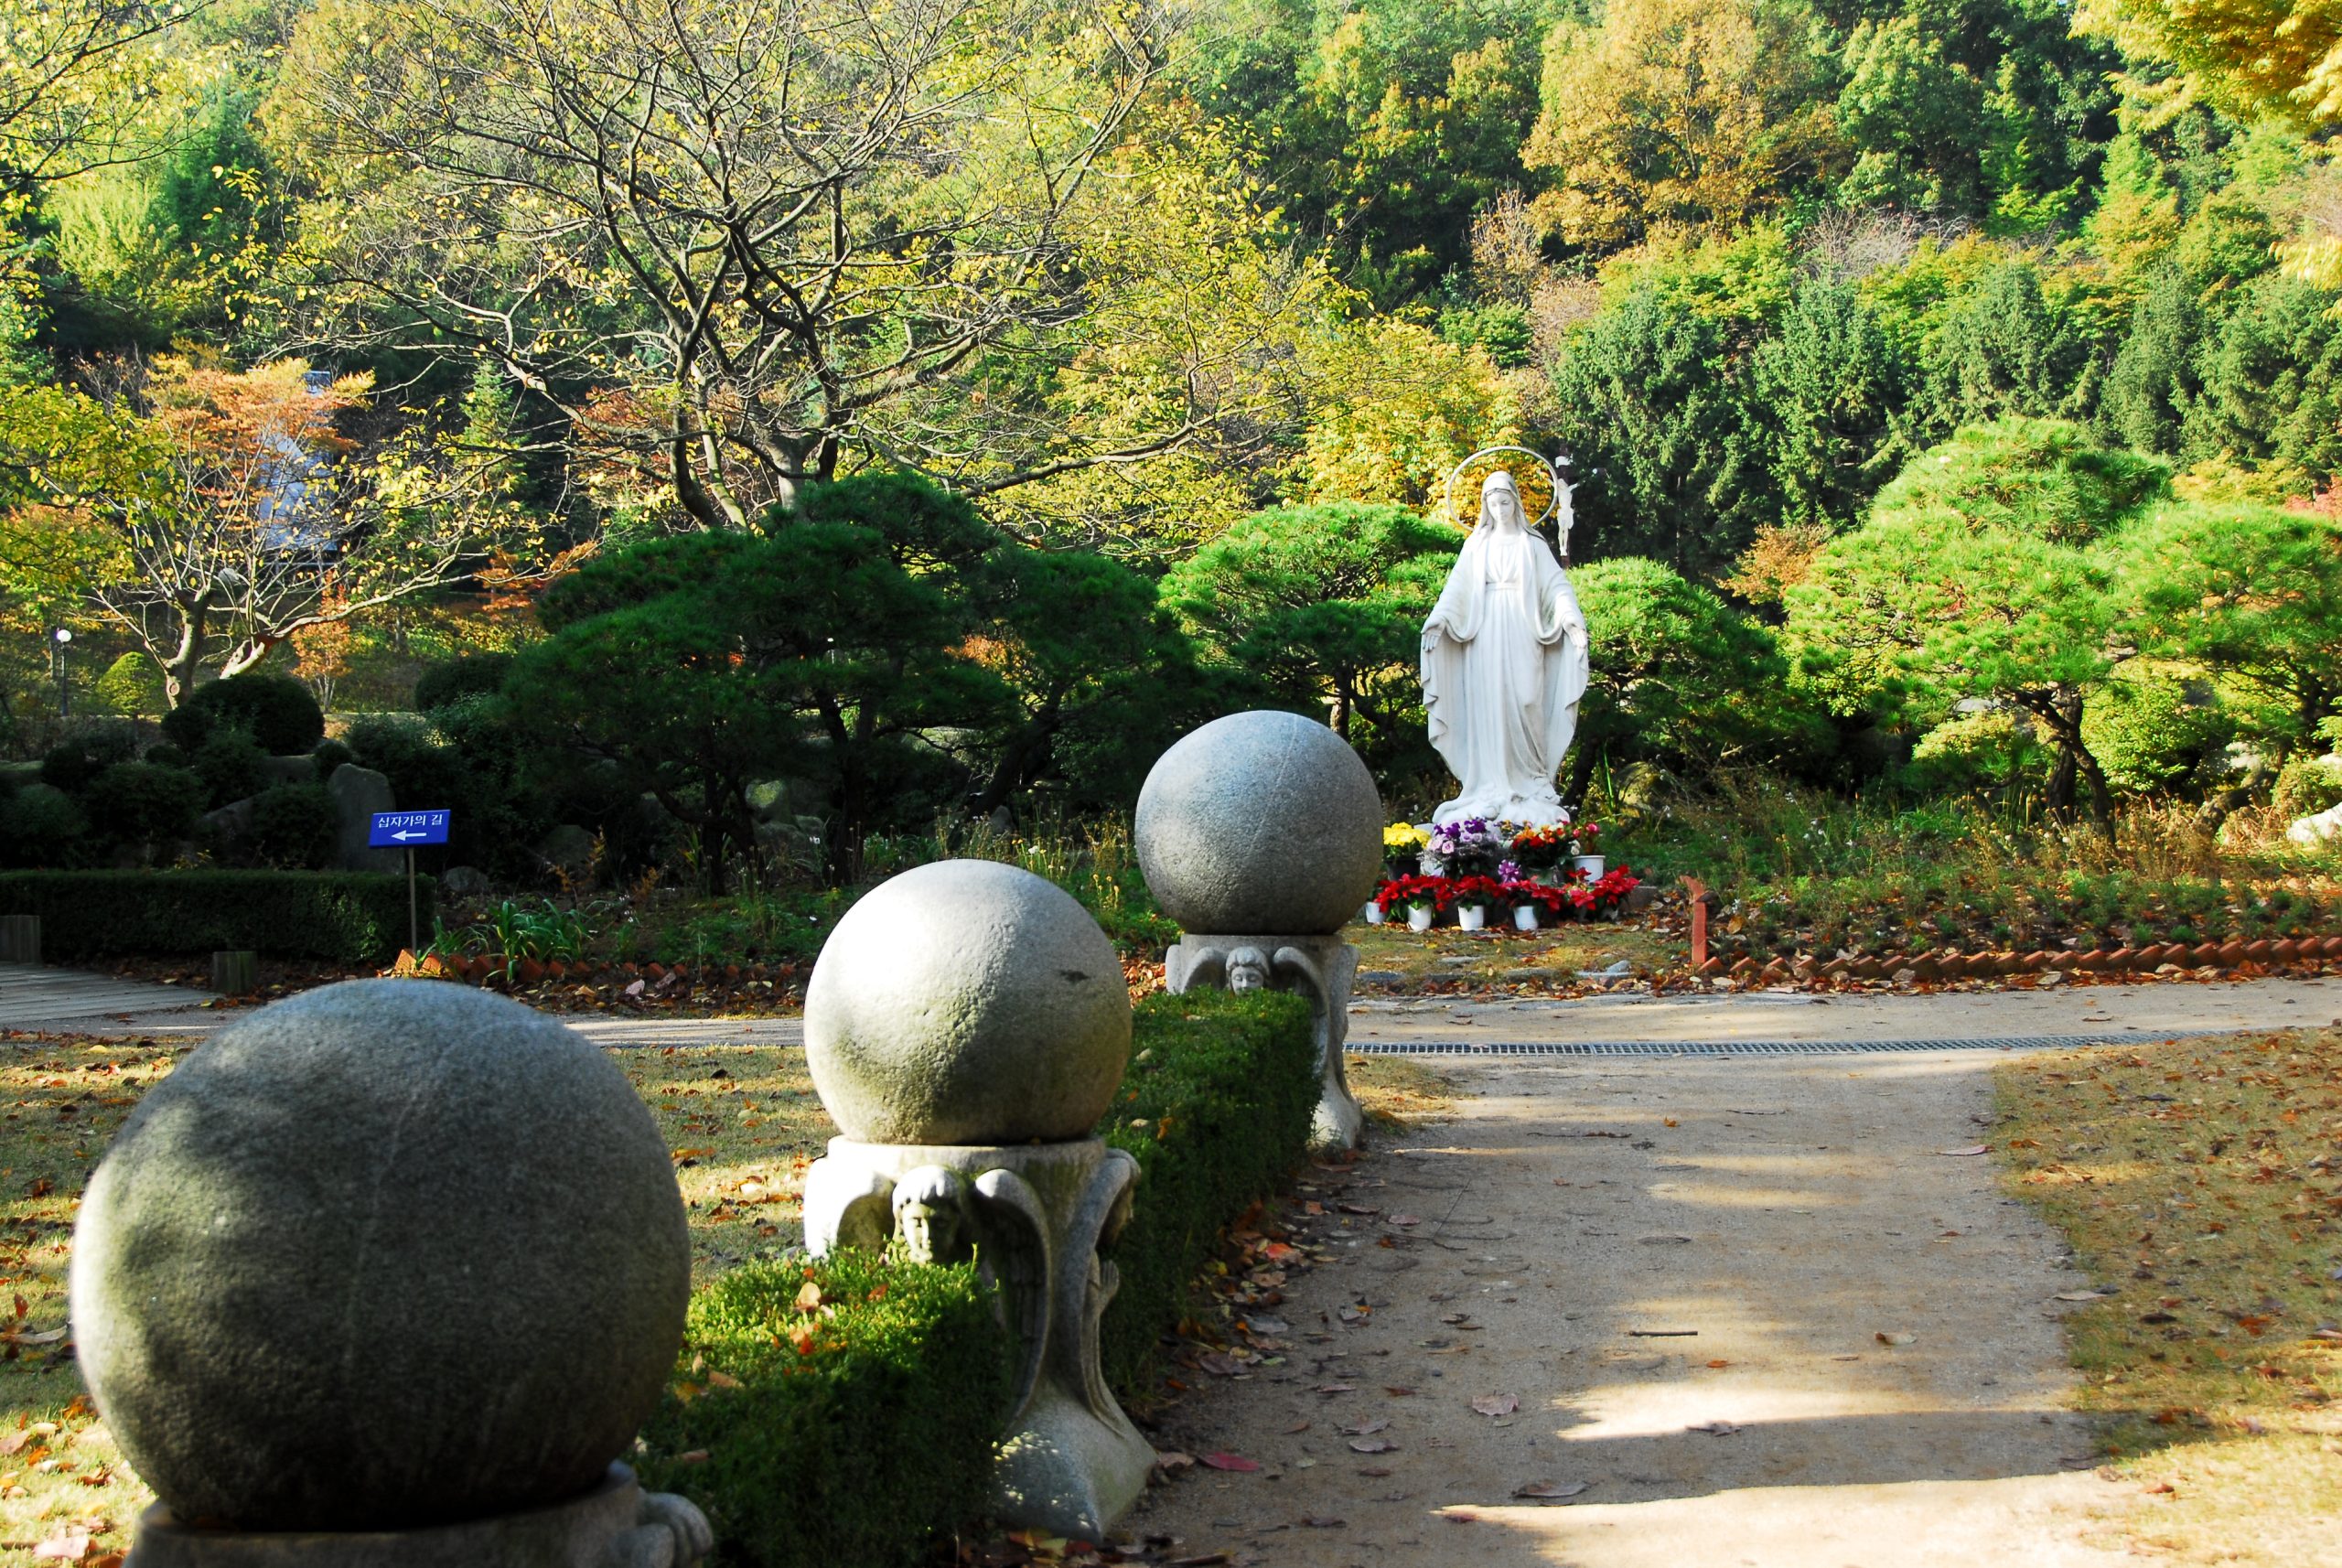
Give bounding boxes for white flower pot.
[1573,854,1606,879]
[1458,905,1488,931]
[1514,905,1539,931]
[1407,904,1435,933]
[1363,900,1384,925]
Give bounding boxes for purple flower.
[1497,860,1523,882]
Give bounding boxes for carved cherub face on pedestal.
[1225,947,1271,994]
[890,1165,972,1265]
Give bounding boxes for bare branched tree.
[265,0,1192,526]
[0,357,519,703]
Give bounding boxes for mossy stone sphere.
[1135,710,1383,935]
[70,981,690,1532]
[805,858,1130,1144]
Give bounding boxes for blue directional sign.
[369,809,451,848]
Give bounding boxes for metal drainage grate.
[1346,1032,2221,1058]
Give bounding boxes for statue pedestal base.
[801,1137,1154,1541]
[1165,935,1361,1152]
[125,1465,709,1568]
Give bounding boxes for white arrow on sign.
[390,830,430,841]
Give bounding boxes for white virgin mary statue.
[1420,469,1590,828]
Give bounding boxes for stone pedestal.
[803,1136,1153,1541]
[125,1463,709,1567]
[1165,934,1361,1153]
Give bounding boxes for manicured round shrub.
[414,652,513,714]
[246,783,338,869]
[86,763,205,854]
[161,673,326,757]
[0,784,87,868]
[311,737,355,779]
[92,653,166,716]
[191,728,267,810]
[2274,752,2342,820]
[39,725,139,794]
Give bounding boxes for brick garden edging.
[1698,936,2342,986]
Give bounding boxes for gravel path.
[1125,1048,2143,1567]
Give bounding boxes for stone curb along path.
[6,965,2338,1047]
[1124,1047,2157,1568]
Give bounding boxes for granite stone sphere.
[1135,710,1382,935]
[69,981,691,1532]
[805,858,1130,1144]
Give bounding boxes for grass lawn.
[1997,1028,2342,1566]
[1348,918,1681,987]
[0,1027,1443,1564]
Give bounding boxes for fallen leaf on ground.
[1937,1145,1989,1157]
[1512,1480,1588,1500]
[1154,1451,1197,1474]
[1198,1351,1241,1376]
[1282,1420,1310,1434]
[2053,1291,2111,1302]
[1388,1214,1422,1227]
[31,1536,91,1562]
[1199,1452,1259,1472]
[1688,1421,1743,1435]
[1875,1331,1916,1346]
[1470,1393,1520,1417]
[1299,1516,1346,1529]
[1348,1437,1398,1453]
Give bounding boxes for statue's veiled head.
[1479,469,1524,532]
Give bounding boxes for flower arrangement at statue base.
[1370,865,1641,930]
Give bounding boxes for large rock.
[70,981,691,1532]
[2288,801,2342,845]
[537,823,596,881]
[328,764,401,872]
[1134,710,1381,936]
[804,859,1128,1144]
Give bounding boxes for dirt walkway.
[1127,1049,2143,1567]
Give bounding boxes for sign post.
[369,810,452,957]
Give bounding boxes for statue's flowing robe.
[1420,521,1589,827]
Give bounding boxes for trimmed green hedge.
[635,1251,1012,1568]
[638,989,1317,1568]
[0,870,433,964]
[1100,988,1318,1391]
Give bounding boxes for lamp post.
[49,628,71,717]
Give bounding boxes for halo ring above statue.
[1441,446,1559,532]
[1420,466,1591,829]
